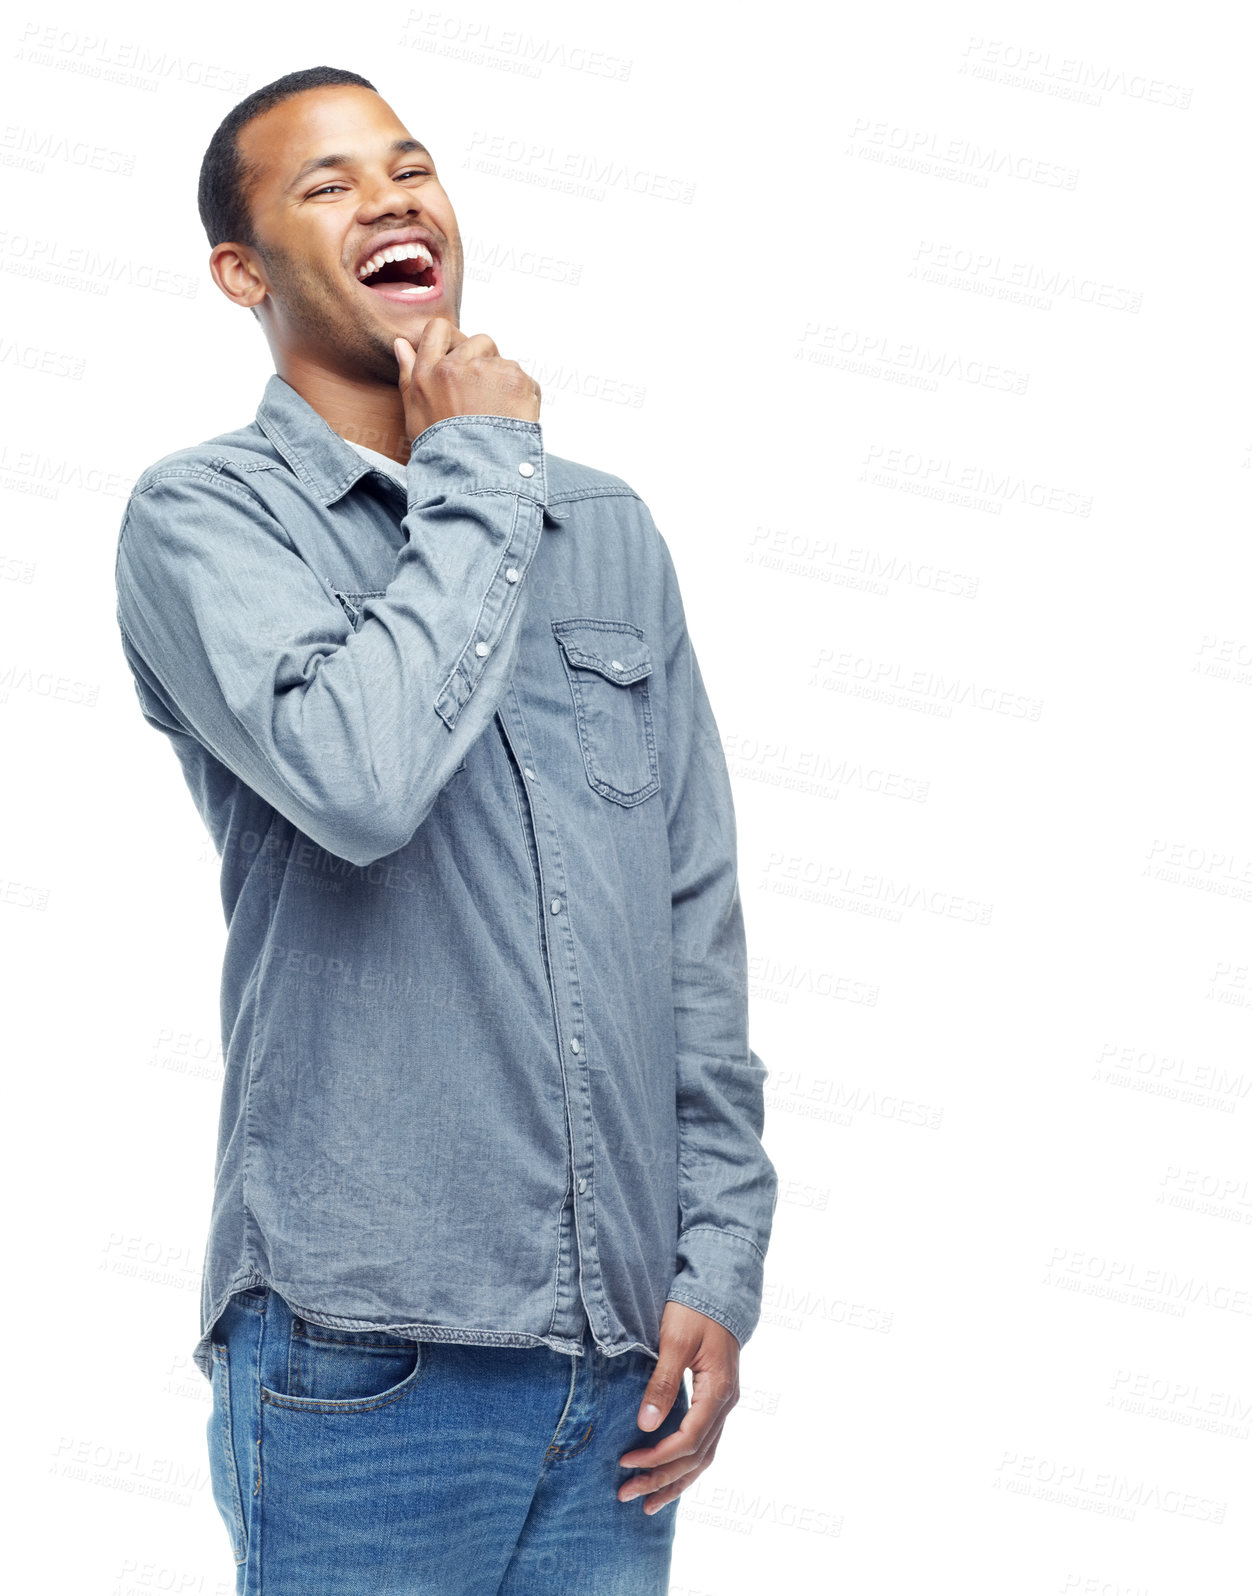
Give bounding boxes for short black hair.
[197,65,377,250]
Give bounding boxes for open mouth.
[355,241,443,303]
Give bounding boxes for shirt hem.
[192,1278,658,1381]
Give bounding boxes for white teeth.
[357,241,434,280]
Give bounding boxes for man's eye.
[307,169,430,198]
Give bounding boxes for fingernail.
[640,1403,662,1428]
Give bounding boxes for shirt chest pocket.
[552,619,660,806]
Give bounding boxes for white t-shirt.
[345,438,408,489]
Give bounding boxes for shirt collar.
[344,437,409,487]
[253,372,402,508]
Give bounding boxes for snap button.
[610,659,623,671]
[569,1038,581,1054]
[475,641,490,658]
[505,567,520,583]
[518,462,535,478]
[523,767,537,780]
[578,1177,587,1194]
[550,897,563,914]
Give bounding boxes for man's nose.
[358,179,421,219]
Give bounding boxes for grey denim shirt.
[114,373,778,1382]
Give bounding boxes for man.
[114,64,777,1594]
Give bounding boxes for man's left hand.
[617,1300,740,1513]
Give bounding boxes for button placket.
[497,687,603,1337]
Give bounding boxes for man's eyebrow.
[284,139,430,194]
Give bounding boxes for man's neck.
[275,355,411,465]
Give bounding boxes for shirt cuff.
[403,416,547,732]
[665,1225,768,1350]
[407,414,546,502]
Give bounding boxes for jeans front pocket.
[552,619,660,806]
[207,1342,248,1565]
[261,1315,426,1413]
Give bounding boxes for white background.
[2,3,1249,1592]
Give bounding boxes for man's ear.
[209,241,268,312]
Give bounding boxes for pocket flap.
[552,621,653,685]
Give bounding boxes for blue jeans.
[207,1286,690,1593]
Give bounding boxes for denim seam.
[541,1170,570,1342]
[131,455,639,512]
[499,719,551,990]
[239,832,280,1299]
[290,1311,301,1397]
[546,486,640,506]
[260,1370,427,1415]
[251,1288,267,1515]
[506,687,602,1322]
[544,1352,580,1461]
[677,1223,768,1266]
[131,467,272,506]
[664,1289,749,1345]
[542,1347,600,1461]
[278,1298,583,1349]
[410,414,543,443]
[497,712,573,1341]
[220,1281,648,1356]
[210,1342,247,1563]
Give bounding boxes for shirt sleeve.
[114,415,545,868]
[650,517,780,1350]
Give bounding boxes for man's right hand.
[394,319,541,443]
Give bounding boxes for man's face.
[232,85,464,383]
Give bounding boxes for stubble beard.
[258,239,403,385]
